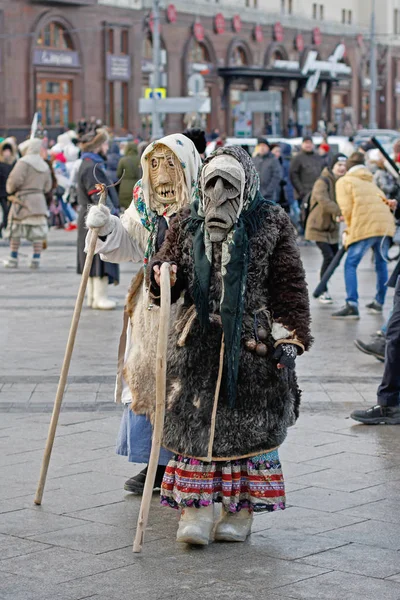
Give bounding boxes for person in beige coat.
[332,152,396,319]
[4,138,52,269]
[305,153,347,304]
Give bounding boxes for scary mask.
[201,155,245,242]
[148,144,187,213]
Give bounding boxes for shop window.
[288,0,293,13]
[37,78,72,127]
[348,10,352,24]
[395,9,400,34]
[312,3,317,19]
[341,9,346,23]
[36,22,73,50]
[320,5,324,20]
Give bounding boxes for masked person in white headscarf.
[4,138,52,269]
[86,134,201,494]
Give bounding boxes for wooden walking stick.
[34,167,123,506]
[133,262,171,553]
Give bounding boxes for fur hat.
[346,152,365,171]
[79,128,109,153]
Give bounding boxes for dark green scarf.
[187,190,272,408]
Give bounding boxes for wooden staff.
[133,262,171,553]
[34,168,123,506]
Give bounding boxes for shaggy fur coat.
[147,203,312,460]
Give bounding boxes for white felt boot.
[215,510,253,542]
[92,277,116,310]
[176,505,215,545]
[87,277,94,308]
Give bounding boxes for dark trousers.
[378,277,400,407]
[0,196,9,234]
[316,242,339,293]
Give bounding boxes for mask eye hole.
[151,158,158,169]
[167,155,175,168]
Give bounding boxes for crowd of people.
[1,119,399,545]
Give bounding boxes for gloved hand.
[273,344,298,370]
[86,204,113,236]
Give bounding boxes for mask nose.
[213,177,225,202]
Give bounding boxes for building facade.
[1,0,399,139]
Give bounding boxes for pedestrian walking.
[351,257,400,424]
[116,142,140,210]
[3,138,52,269]
[289,137,323,210]
[77,128,120,309]
[252,137,281,202]
[305,153,347,304]
[318,142,331,168]
[106,140,121,183]
[0,139,17,238]
[332,152,396,319]
[271,144,290,212]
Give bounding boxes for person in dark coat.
[116,142,140,210]
[271,144,290,213]
[77,128,119,310]
[252,137,281,202]
[289,137,323,204]
[0,140,17,237]
[147,146,312,545]
[106,141,121,183]
[182,128,207,158]
[351,256,400,424]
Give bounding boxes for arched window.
[142,34,153,61]
[36,22,73,51]
[231,46,247,67]
[189,40,209,63]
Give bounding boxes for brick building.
[1,0,399,139]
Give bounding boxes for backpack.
[300,176,331,229]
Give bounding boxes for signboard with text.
[33,49,80,68]
[106,55,131,81]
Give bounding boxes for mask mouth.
[155,185,176,202]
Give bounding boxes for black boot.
[354,336,386,362]
[124,464,166,494]
[351,405,400,425]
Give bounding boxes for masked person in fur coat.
[147,146,312,545]
[85,134,201,493]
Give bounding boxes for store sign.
[193,22,205,42]
[253,24,263,43]
[33,49,80,68]
[166,4,177,23]
[295,34,304,53]
[214,13,225,35]
[232,15,242,33]
[274,22,284,43]
[312,27,322,46]
[106,54,131,81]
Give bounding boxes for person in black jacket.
[252,137,281,202]
[0,140,17,237]
[351,256,400,424]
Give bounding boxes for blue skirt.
[115,406,173,466]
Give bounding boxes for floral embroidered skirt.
[161,449,285,514]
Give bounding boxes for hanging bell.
[255,342,268,357]
[245,339,257,352]
[257,327,268,342]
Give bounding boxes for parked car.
[354,129,400,155]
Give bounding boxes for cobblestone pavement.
[0,231,399,600]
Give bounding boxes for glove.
[86,204,113,236]
[273,344,298,370]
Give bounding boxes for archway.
[31,14,83,132]
[225,40,254,136]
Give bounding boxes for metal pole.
[369,0,377,129]
[152,0,162,139]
